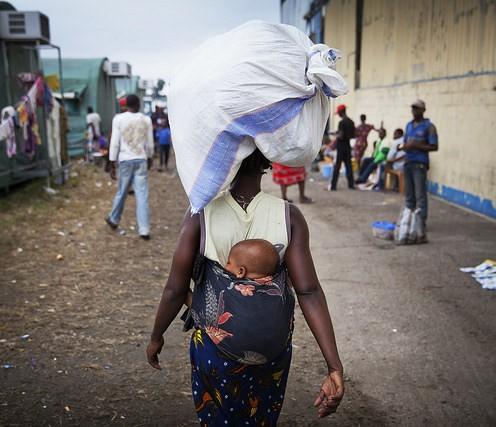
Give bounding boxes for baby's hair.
[230,239,279,277]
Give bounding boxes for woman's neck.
[230,173,262,199]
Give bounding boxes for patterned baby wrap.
[190,255,295,365]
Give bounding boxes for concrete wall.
[324,0,496,218]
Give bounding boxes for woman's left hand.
[146,336,164,370]
[313,370,344,417]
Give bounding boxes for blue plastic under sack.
[372,221,395,240]
[372,221,395,231]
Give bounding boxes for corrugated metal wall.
[323,0,496,218]
[360,0,496,88]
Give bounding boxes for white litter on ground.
[460,260,496,290]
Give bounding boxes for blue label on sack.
[327,49,338,62]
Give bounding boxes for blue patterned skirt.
[190,329,292,426]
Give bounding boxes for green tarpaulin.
[42,58,117,156]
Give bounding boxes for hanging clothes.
[45,74,60,92]
[1,106,16,121]
[17,99,29,140]
[0,121,8,140]
[46,99,61,169]
[26,80,38,111]
[17,72,37,84]
[1,106,17,158]
[4,119,16,158]
[2,77,53,160]
[42,83,53,113]
[17,94,40,157]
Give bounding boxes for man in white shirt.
[106,94,154,240]
[86,107,101,161]
[86,107,101,137]
[387,128,405,171]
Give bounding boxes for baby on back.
[224,238,279,279]
[185,239,279,307]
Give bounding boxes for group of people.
[151,105,172,172]
[85,102,172,171]
[326,100,438,225]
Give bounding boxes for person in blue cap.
[401,100,438,225]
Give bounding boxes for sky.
[11,0,280,80]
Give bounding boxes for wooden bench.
[385,168,404,194]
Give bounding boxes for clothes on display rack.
[1,76,59,160]
[46,100,61,169]
[17,96,40,157]
[0,106,17,158]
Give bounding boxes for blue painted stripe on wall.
[428,181,496,219]
[189,94,314,212]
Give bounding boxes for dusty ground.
[1,161,495,426]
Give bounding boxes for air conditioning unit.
[0,11,50,44]
[139,79,155,90]
[108,61,132,77]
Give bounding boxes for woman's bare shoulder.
[288,203,306,226]
[288,204,309,243]
[180,207,201,234]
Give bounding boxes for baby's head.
[225,239,279,279]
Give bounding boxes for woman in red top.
[353,114,376,165]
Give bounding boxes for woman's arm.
[146,208,200,369]
[285,204,344,417]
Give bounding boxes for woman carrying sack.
[147,150,344,425]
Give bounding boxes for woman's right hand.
[313,370,344,418]
[146,336,164,370]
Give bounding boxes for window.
[355,0,364,89]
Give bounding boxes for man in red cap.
[118,97,128,113]
[329,104,355,191]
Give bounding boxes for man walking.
[106,94,154,240]
[402,99,438,224]
[86,107,101,161]
[86,106,101,138]
[329,104,355,191]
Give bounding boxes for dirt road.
[1,163,495,426]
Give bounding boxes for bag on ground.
[409,208,427,244]
[394,207,412,245]
[168,20,348,213]
[394,207,427,244]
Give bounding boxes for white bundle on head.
[168,21,348,213]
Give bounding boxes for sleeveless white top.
[202,191,290,266]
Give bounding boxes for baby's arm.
[185,289,193,308]
[180,289,194,331]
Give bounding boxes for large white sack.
[168,20,348,213]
